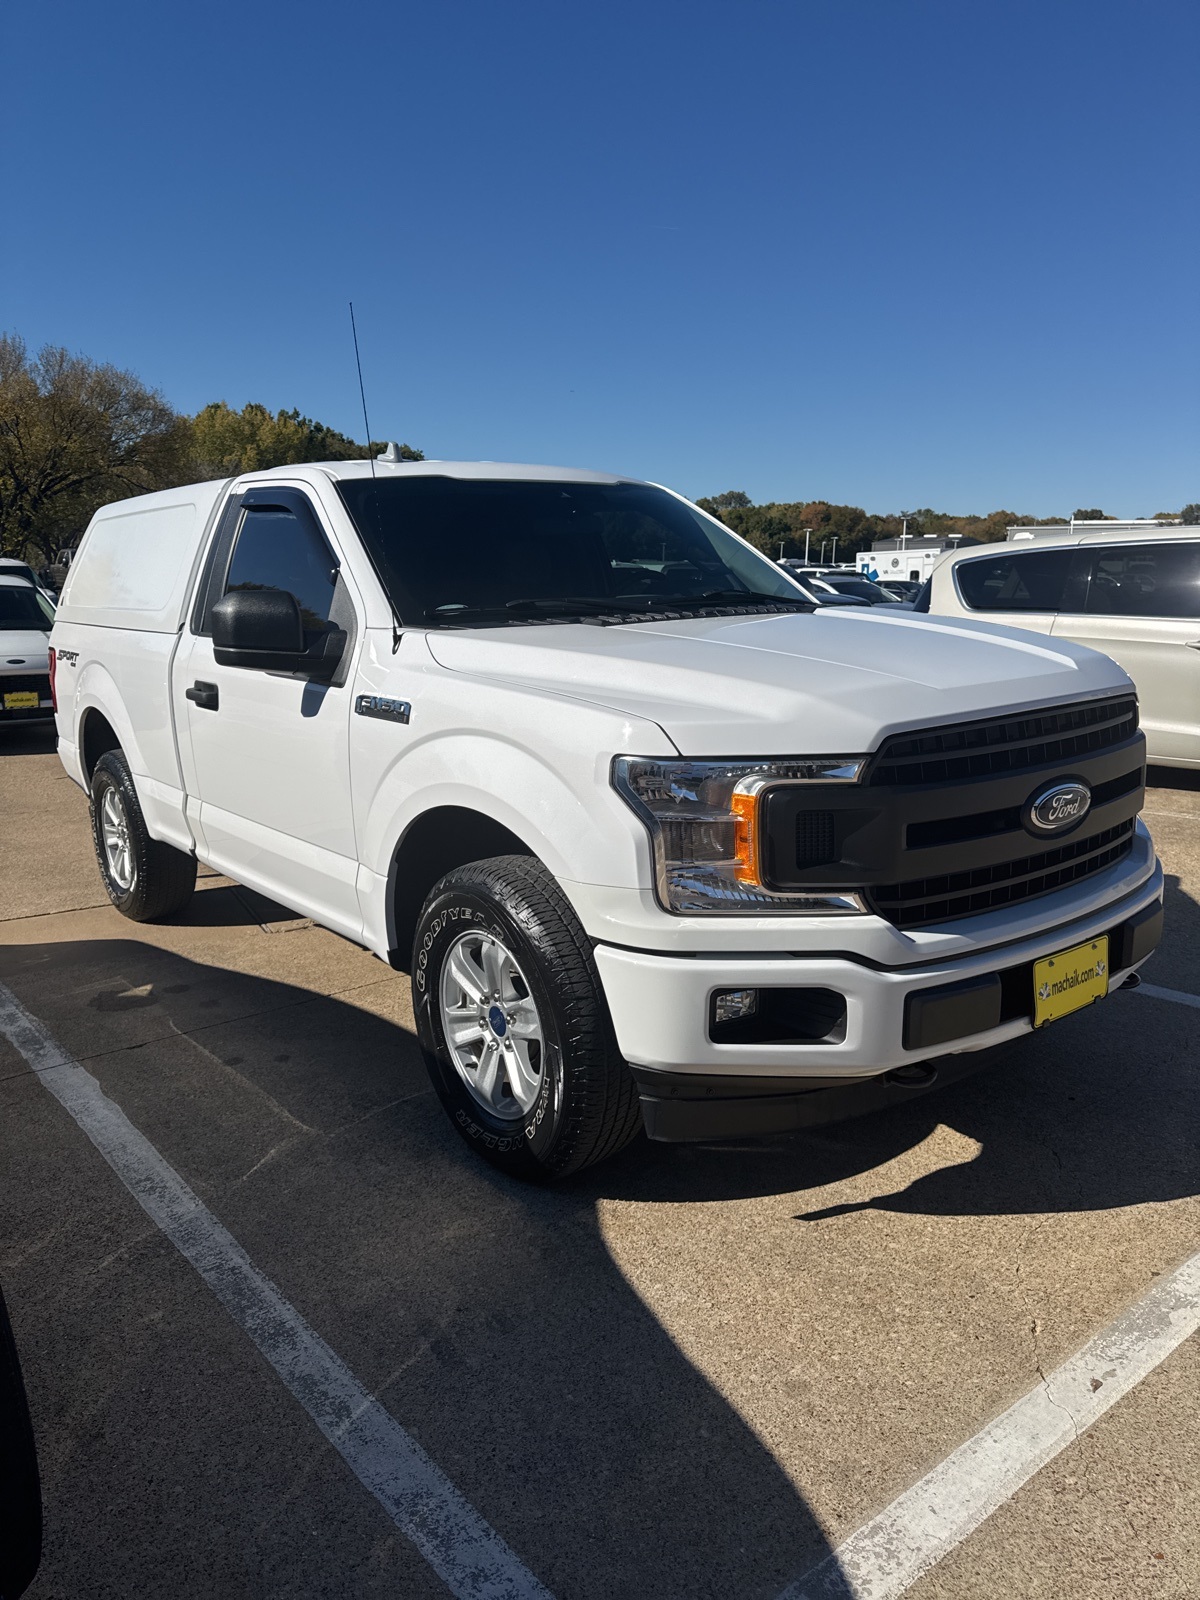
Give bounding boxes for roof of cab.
[238,459,642,487]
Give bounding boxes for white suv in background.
[921,529,1200,768]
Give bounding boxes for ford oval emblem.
[1025,780,1092,836]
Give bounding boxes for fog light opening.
[708,986,847,1045]
[712,988,759,1025]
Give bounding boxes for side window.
[955,549,1074,612]
[224,505,338,636]
[1082,543,1200,619]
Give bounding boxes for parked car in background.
[781,565,898,604]
[815,573,901,606]
[876,578,922,603]
[0,557,59,604]
[777,563,870,606]
[0,576,56,726]
[923,529,1200,768]
[779,563,839,582]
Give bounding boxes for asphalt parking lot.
[1,725,1197,1600]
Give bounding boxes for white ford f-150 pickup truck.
[49,457,1164,1177]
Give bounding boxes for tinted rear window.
[1082,542,1200,619]
[955,549,1074,612]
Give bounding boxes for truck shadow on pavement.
[3,935,843,1600]
[5,871,1197,1598]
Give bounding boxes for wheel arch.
[79,704,123,782]
[72,661,151,785]
[388,805,537,969]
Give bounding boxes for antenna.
[349,302,403,652]
[349,301,376,480]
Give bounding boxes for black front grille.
[869,695,1139,787]
[868,819,1136,929]
[903,765,1143,853]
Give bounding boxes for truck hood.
[425,609,1133,757]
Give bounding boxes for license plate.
[1033,936,1109,1027]
[3,691,39,711]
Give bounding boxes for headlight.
[613,756,868,914]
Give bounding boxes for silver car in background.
[922,529,1200,768]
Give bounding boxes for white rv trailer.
[856,535,973,585]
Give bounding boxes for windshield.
[0,586,54,631]
[335,478,809,625]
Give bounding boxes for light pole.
[804,528,813,564]
[820,540,828,564]
[831,536,839,566]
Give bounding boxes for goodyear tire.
[90,750,197,922]
[412,855,643,1179]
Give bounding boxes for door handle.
[186,680,219,711]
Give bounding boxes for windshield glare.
[0,586,54,631]
[335,479,805,623]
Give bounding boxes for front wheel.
[412,855,643,1179]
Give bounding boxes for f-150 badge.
[355,694,411,724]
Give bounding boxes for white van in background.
[921,529,1200,768]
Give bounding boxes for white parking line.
[777,1250,1200,1600]
[0,983,553,1600]
[1136,981,1200,1011]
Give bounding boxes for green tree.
[1073,508,1109,520]
[1180,504,1200,525]
[187,401,422,479]
[0,334,189,560]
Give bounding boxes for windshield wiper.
[668,589,814,609]
[426,597,624,623]
[506,597,626,616]
[425,591,813,627]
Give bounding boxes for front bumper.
[594,860,1164,1140]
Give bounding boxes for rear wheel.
[90,750,196,922]
[412,855,643,1179]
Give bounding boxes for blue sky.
[6,0,1197,515]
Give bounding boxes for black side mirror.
[212,590,342,680]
